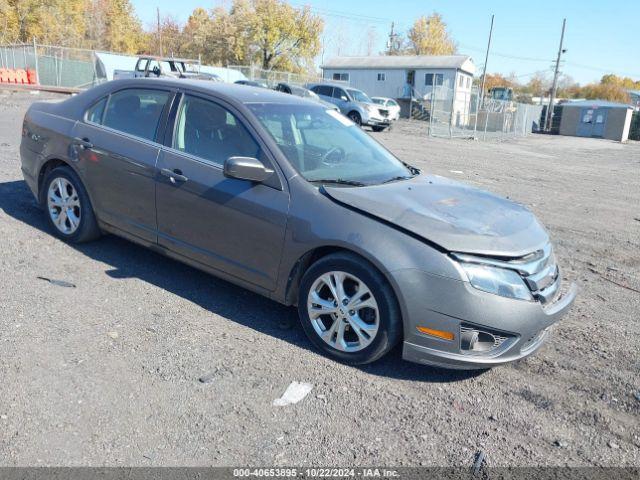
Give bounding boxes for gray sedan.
[20,79,577,369]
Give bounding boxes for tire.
[372,126,387,132]
[42,165,101,243]
[297,252,402,365]
[347,111,362,126]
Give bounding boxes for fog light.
[417,326,454,341]
[460,325,509,354]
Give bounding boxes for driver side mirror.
[224,156,274,183]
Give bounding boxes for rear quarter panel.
[20,103,78,201]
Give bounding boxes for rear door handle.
[160,168,188,184]
[72,137,93,149]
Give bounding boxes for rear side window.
[173,94,260,166]
[86,97,107,124]
[314,85,333,97]
[102,89,170,141]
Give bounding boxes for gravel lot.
[0,91,638,467]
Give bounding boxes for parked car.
[307,83,391,131]
[113,56,221,82]
[234,79,269,88]
[274,82,339,111]
[371,97,401,121]
[20,78,576,369]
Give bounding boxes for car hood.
[323,174,549,257]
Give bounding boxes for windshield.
[248,104,413,185]
[372,98,384,105]
[347,89,372,104]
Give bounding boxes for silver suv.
[307,83,391,131]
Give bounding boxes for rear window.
[102,89,169,142]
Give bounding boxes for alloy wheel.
[306,271,379,352]
[47,177,81,235]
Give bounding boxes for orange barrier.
[0,68,38,85]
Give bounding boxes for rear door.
[72,87,173,242]
[155,92,289,290]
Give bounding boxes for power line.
[289,2,401,26]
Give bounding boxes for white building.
[321,55,476,121]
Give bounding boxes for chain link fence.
[227,65,328,87]
[408,85,543,140]
[0,43,100,88]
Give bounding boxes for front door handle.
[160,168,188,184]
[72,137,93,149]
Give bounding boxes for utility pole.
[473,14,494,137]
[544,18,566,132]
[387,22,399,55]
[157,7,163,57]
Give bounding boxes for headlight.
[459,263,532,301]
[366,104,378,114]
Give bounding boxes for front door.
[72,87,172,242]
[155,93,289,291]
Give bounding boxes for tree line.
[0,0,324,72]
[482,71,638,104]
[1,0,636,102]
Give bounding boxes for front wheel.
[347,111,362,126]
[297,252,402,364]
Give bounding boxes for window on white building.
[466,76,471,88]
[425,73,444,86]
[459,75,464,88]
[332,72,349,81]
[377,73,386,81]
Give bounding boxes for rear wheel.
[297,252,402,364]
[347,111,362,126]
[42,166,101,243]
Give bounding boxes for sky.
[129,0,640,85]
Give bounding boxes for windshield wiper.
[381,175,415,184]
[310,178,367,187]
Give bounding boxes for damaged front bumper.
[392,267,577,370]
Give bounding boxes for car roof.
[124,78,315,104]
[53,78,323,120]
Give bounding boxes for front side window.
[346,89,372,103]
[102,88,169,141]
[248,104,413,186]
[173,94,260,166]
[332,88,349,101]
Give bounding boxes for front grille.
[378,108,389,118]
[512,244,560,304]
[453,243,561,305]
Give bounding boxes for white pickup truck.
[113,56,221,82]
